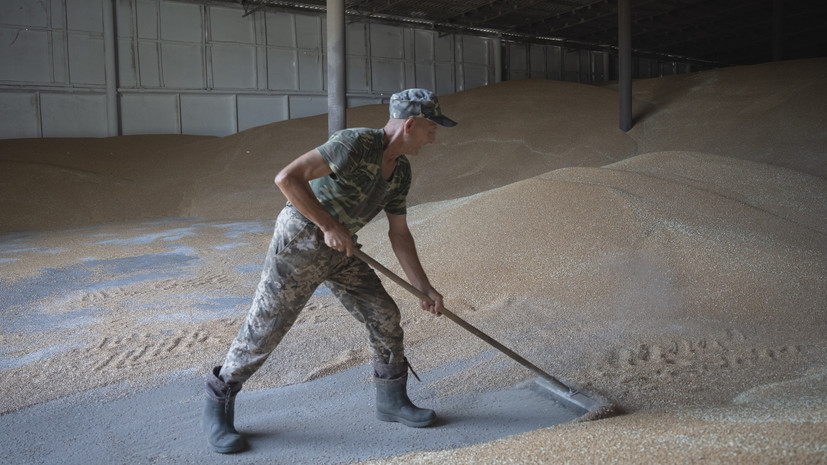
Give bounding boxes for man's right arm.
[274,149,355,256]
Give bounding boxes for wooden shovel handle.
[352,248,572,394]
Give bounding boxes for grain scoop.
[354,248,615,419]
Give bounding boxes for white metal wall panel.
[68,34,106,85]
[414,30,434,61]
[346,56,370,92]
[1,0,50,27]
[161,43,204,88]
[463,37,488,65]
[0,93,40,139]
[289,95,327,119]
[295,14,321,49]
[54,34,70,84]
[291,14,323,93]
[434,63,455,96]
[579,50,591,82]
[645,59,658,78]
[298,49,324,91]
[66,0,105,86]
[371,59,405,93]
[529,43,546,79]
[1,0,630,139]
[345,16,368,92]
[547,46,563,81]
[40,93,108,137]
[253,14,268,90]
[210,6,257,90]
[210,6,255,43]
[435,34,453,62]
[0,29,51,83]
[660,61,677,76]
[136,0,158,40]
[346,22,369,91]
[267,49,298,90]
[112,3,137,116]
[508,43,528,80]
[592,51,607,81]
[452,37,464,91]
[463,64,488,89]
[346,23,367,55]
[117,38,137,87]
[120,93,179,134]
[507,43,618,84]
[138,42,161,86]
[403,29,415,61]
[266,12,295,47]
[636,57,654,79]
[413,30,436,91]
[51,0,66,29]
[115,0,135,37]
[370,24,403,59]
[181,94,236,136]
[160,2,201,42]
[347,96,383,108]
[212,44,256,89]
[0,0,55,83]
[434,35,455,95]
[404,62,417,91]
[563,49,580,82]
[67,0,103,32]
[414,64,435,92]
[237,95,288,132]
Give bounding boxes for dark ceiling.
[235,0,826,68]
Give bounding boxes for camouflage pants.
[219,206,405,385]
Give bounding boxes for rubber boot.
[203,366,247,454]
[374,359,436,427]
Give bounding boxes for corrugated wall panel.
[0,92,40,139]
[181,94,236,136]
[237,95,288,131]
[0,0,496,138]
[41,93,108,137]
[120,93,179,134]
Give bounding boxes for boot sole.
[210,441,247,454]
[376,412,436,428]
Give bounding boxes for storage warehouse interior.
[1,1,826,463]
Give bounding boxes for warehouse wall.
[505,42,691,82]
[0,0,499,139]
[0,0,688,139]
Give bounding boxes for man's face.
[406,117,438,154]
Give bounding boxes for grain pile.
[0,58,825,463]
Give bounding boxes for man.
[203,89,457,454]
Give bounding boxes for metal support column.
[103,0,120,136]
[618,0,632,132]
[327,0,346,136]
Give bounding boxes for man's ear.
[403,117,416,134]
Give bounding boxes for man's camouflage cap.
[389,88,457,127]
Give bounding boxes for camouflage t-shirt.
[311,128,411,234]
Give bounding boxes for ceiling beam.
[568,0,761,45]
[510,0,614,36]
[442,0,543,28]
[224,0,823,67]
[351,0,410,17]
[516,0,667,38]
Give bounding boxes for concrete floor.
[0,220,584,464]
[1,365,581,464]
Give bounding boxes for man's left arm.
[386,213,443,316]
